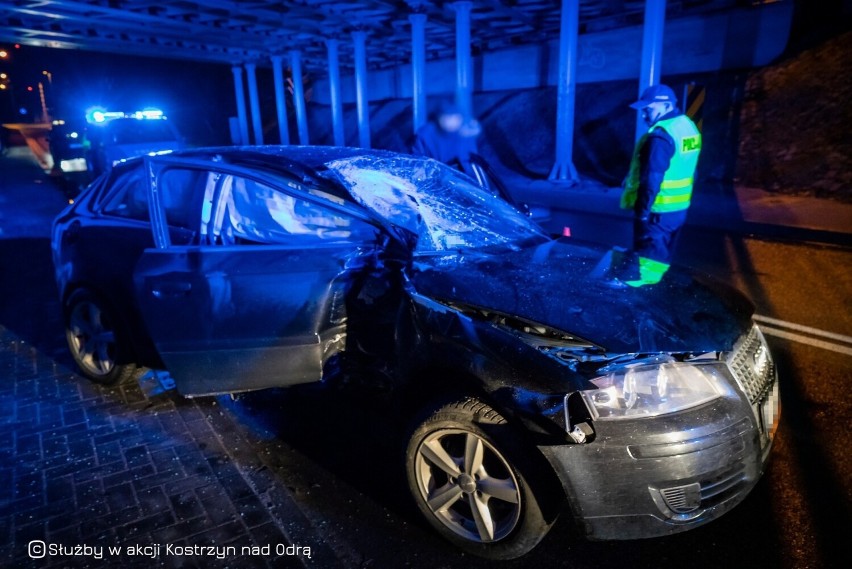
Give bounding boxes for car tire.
[65,289,135,385]
[405,397,558,560]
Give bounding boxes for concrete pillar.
[548,0,580,184]
[326,39,345,146]
[290,50,310,145]
[636,0,667,141]
[451,1,473,120]
[230,65,250,146]
[409,13,427,134]
[271,55,290,145]
[245,63,263,146]
[353,30,371,149]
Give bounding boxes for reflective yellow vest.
[622,114,702,213]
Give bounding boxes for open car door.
[133,157,381,396]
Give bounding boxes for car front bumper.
[539,344,780,541]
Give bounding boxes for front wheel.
[405,397,559,560]
[65,289,135,385]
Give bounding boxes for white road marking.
[754,314,852,356]
[754,314,852,344]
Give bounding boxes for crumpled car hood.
[410,239,754,354]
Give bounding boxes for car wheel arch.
[63,286,138,384]
[63,284,129,340]
[402,380,568,508]
[403,393,568,559]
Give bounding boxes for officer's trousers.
[633,209,688,264]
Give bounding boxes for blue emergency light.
[85,107,167,124]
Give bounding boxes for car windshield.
[323,155,547,253]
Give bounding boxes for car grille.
[727,325,775,404]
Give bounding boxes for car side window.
[100,167,148,221]
[159,168,205,234]
[210,174,375,246]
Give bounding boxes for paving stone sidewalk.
[0,326,344,569]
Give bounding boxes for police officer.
[409,101,480,177]
[620,84,701,281]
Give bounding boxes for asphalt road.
[1,148,850,568]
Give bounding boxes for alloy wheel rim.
[68,300,117,377]
[414,428,521,543]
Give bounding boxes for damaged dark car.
[51,146,781,560]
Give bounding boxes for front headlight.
[581,361,731,420]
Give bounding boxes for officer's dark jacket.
[409,122,478,176]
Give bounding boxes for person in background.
[409,101,481,177]
[619,83,701,285]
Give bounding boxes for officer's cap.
[629,84,677,109]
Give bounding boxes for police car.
[49,108,185,194]
[84,108,185,177]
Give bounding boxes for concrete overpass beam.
[636,0,667,141]
[245,63,263,146]
[353,30,371,149]
[409,13,427,134]
[231,65,250,146]
[271,55,290,145]
[326,39,345,147]
[549,0,580,185]
[452,1,473,121]
[290,50,310,145]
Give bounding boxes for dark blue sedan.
[51,146,780,559]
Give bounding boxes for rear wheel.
[65,289,135,385]
[405,397,558,559]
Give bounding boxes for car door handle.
[151,281,192,298]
